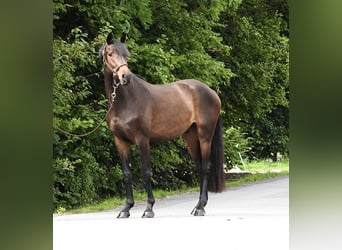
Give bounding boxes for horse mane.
[132,73,148,82]
[98,44,106,59]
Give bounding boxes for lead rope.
[53,85,118,138]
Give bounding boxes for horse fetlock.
[126,200,134,208]
[147,197,155,205]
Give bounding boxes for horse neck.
[104,72,112,101]
[103,73,149,105]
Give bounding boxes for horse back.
[172,79,221,119]
[146,79,221,141]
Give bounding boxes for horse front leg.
[114,137,134,218]
[137,138,155,218]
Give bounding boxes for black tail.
[208,116,225,192]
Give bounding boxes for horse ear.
[120,33,126,43]
[106,33,113,44]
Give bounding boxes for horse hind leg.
[182,124,201,163]
[182,125,206,216]
[192,124,216,216]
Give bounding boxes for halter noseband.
[112,63,128,74]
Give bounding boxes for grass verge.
[226,171,288,188]
[60,159,288,214]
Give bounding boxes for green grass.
[224,159,289,187]
[225,171,288,188]
[60,159,289,214]
[243,159,289,173]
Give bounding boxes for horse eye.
[108,53,113,57]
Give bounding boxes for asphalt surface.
[53,176,288,250]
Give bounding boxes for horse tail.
[208,115,225,193]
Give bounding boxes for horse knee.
[123,170,132,182]
[142,170,152,181]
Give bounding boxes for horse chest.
[109,117,127,132]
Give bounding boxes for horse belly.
[149,84,196,141]
[150,109,193,141]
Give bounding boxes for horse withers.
[99,33,225,218]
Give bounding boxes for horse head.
[100,33,131,86]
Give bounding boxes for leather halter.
[102,44,131,87]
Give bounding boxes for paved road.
[54,176,288,250]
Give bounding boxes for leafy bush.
[224,127,250,169]
[53,27,125,210]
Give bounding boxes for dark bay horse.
[99,33,225,218]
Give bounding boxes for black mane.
[99,39,130,60]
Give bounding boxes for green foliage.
[248,105,289,161]
[53,0,289,210]
[217,0,289,159]
[53,26,125,210]
[129,36,178,83]
[125,139,196,192]
[150,139,196,190]
[224,127,250,169]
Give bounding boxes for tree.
[216,0,289,160]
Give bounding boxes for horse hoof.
[117,211,130,218]
[191,208,205,216]
[142,210,154,218]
